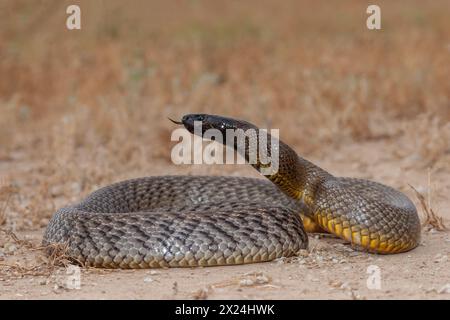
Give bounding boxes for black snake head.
[178,114,255,137]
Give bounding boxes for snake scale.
[43,114,421,268]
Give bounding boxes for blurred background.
[0,0,449,230]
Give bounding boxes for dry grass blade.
[0,228,78,277]
[410,184,447,231]
[191,285,213,300]
[41,243,77,270]
[0,185,18,226]
[0,228,35,249]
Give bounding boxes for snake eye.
[195,115,205,122]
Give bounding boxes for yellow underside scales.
[288,185,415,254]
[308,210,414,254]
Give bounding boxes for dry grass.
[0,228,73,278]
[410,185,447,232]
[0,1,448,237]
[409,167,447,231]
[0,186,14,226]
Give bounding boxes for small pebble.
[239,279,254,286]
[5,243,17,254]
[329,280,343,288]
[146,270,159,275]
[343,266,352,271]
[340,282,352,290]
[438,284,450,294]
[433,254,448,263]
[255,275,270,284]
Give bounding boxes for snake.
[43,114,421,268]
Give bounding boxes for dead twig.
[0,228,81,277]
[0,228,35,249]
[410,184,447,231]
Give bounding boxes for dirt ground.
[0,1,449,300]
[1,138,449,300]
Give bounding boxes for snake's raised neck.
[180,114,332,207]
[179,114,421,254]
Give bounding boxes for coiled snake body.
[43,114,421,268]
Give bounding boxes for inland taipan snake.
[43,114,421,268]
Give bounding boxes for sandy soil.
[1,139,449,300]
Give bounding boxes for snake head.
[179,114,254,137]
